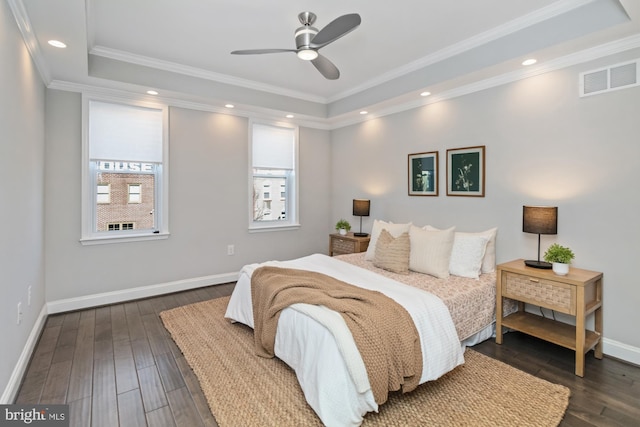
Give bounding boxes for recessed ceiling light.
[420,91,431,97]
[48,40,67,48]
[359,111,368,115]
[225,104,235,108]
[522,58,537,66]
[286,114,294,118]
[146,90,159,95]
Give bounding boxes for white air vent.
[580,59,639,97]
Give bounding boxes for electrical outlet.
[227,244,235,255]
[28,286,32,306]
[17,302,22,325]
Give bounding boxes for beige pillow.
[364,220,412,261]
[373,230,410,274]
[426,226,498,274]
[409,225,455,278]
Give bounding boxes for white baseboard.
[46,272,239,314]
[603,337,640,367]
[1,304,48,404]
[2,272,239,403]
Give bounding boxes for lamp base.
[524,260,552,269]
[353,232,369,237]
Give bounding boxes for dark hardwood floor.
[15,282,640,426]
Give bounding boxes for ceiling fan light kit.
[297,49,318,61]
[231,11,361,80]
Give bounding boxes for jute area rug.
[160,296,570,427]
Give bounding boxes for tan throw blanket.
[251,266,423,405]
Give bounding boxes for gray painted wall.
[331,49,640,351]
[43,91,332,302]
[0,0,46,396]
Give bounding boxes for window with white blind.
[249,121,299,230]
[81,97,169,244]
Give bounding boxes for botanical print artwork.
[452,153,478,191]
[446,146,485,197]
[408,152,438,196]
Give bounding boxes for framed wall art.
[446,145,485,197]
[408,151,438,196]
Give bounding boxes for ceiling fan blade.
[311,54,340,80]
[231,49,296,55]
[309,13,361,49]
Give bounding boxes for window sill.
[80,232,170,246]
[248,223,301,233]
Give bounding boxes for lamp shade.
[523,206,557,235]
[353,199,370,216]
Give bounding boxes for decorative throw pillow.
[426,226,498,274]
[364,220,412,261]
[373,229,410,274]
[449,234,489,279]
[409,225,455,279]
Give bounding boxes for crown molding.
[326,0,598,103]
[88,1,598,107]
[50,33,640,131]
[90,46,328,105]
[48,80,332,130]
[7,0,51,84]
[326,33,640,129]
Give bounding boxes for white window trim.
[248,119,300,232]
[80,94,170,245]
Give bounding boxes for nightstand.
[329,232,370,256]
[496,259,603,377]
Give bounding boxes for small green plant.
[543,243,575,264]
[335,219,351,231]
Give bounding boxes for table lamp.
[352,199,370,237]
[523,205,557,269]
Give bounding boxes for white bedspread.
[224,254,464,427]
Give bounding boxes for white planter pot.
[338,228,347,235]
[552,262,570,276]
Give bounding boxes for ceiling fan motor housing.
[295,25,318,50]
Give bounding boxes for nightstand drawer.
[503,271,576,315]
[332,237,356,254]
[329,233,370,256]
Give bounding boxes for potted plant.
[543,243,575,276]
[335,219,351,235]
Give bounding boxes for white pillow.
[449,234,489,279]
[364,220,412,261]
[408,225,455,279]
[426,226,497,274]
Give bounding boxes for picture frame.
[408,151,438,196]
[446,145,485,197]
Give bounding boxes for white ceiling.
[11,0,640,127]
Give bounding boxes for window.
[249,121,299,230]
[128,184,142,203]
[108,222,134,231]
[97,184,111,204]
[82,97,169,244]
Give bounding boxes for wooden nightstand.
[496,259,603,377]
[329,232,370,256]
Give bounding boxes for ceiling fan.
[230,12,361,80]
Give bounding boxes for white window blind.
[89,100,163,162]
[252,123,294,169]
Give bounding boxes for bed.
[225,222,515,427]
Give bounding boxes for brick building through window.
[96,172,155,231]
